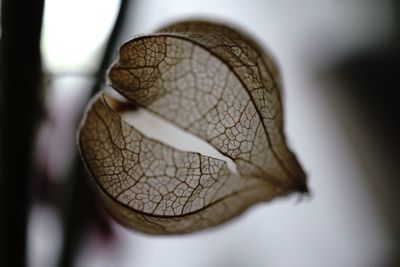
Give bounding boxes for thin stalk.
[91,0,131,96]
[57,1,131,267]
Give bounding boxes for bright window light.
[41,0,120,74]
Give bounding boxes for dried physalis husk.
[78,20,308,234]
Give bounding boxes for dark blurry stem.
[57,1,131,267]
[0,0,45,267]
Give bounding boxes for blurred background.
[1,0,399,267]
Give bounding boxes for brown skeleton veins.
[78,20,308,234]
